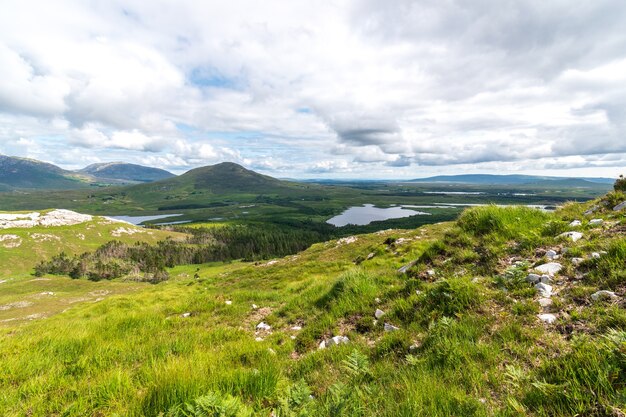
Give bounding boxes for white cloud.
[0,0,625,178]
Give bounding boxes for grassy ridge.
[0,195,625,416]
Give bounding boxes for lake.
[327,204,430,227]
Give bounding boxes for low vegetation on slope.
[0,192,625,416]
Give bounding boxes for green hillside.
[0,191,625,416]
[0,155,92,190]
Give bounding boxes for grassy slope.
[0,212,186,324]
[0,196,625,416]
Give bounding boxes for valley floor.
[0,195,625,416]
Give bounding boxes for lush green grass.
[0,193,625,416]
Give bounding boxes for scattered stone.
[571,257,584,265]
[39,291,54,296]
[0,301,33,311]
[526,273,541,284]
[256,322,271,331]
[111,227,142,237]
[318,340,327,350]
[225,300,232,305]
[366,252,375,260]
[613,201,626,211]
[591,252,601,259]
[291,326,302,331]
[0,234,22,248]
[255,337,264,342]
[181,312,191,318]
[397,261,416,274]
[290,335,296,340]
[384,323,400,332]
[545,249,558,260]
[337,236,357,245]
[374,309,385,319]
[538,313,557,324]
[409,344,419,352]
[0,209,93,229]
[0,279,7,284]
[569,220,582,227]
[268,348,276,355]
[535,282,553,297]
[534,262,563,275]
[591,290,618,302]
[426,269,436,277]
[538,298,553,308]
[374,297,381,304]
[540,275,552,284]
[589,218,604,226]
[327,335,350,347]
[558,231,583,242]
[252,304,258,310]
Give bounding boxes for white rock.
[535,282,553,297]
[538,313,557,324]
[225,300,232,305]
[613,201,626,211]
[589,219,604,226]
[255,337,264,342]
[426,269,436,277]
[291,326,302,331]
[366,252,375,260]
[337,236,357,245]
[538,298,553,308]
[558,231,583,242]
[375,297,381,304]
[39,291,54,296]
[327,335,350,347]
[181,312,191,318]
[534,262,563,276]
[290,335,296,340]
[569,220,582,227]
[374,309,385,319]
[526,274,541,284]
[571,257,584,265]
[318,340,326,350]
[384,323,400,332]
[591,290,618,301]
[256,322,271,331]
[251,304,258,309]
[591,252,601,259]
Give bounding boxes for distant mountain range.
[407,174,615,186]
[78,162,174,183]
[0,155,174,190]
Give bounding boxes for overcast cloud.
[0,0,625,178]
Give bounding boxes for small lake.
[327,204,430,227]
[107,214,183,225]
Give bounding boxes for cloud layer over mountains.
[1,0,625,177]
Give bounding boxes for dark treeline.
[34,223,330,282]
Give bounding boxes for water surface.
[108,214,183,225]
[327,204,430,227]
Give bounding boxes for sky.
[1,1,625,179]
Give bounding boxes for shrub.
[614,175,626,192]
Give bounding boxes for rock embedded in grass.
[589,219,604,226]
[526,273,541,284]
[256,322,271,331]
[384,323,400,332]
[538,298,553,308]
[535,282,553,297]
[538,313,557,324]
[546,249,558,260]
[591,290,618,302]
[613,201,626,211]
[534,262,563,275]
[569,220,582,227]
[571,257,584,265]
[375,309,385,319]
[558,231,583,242]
